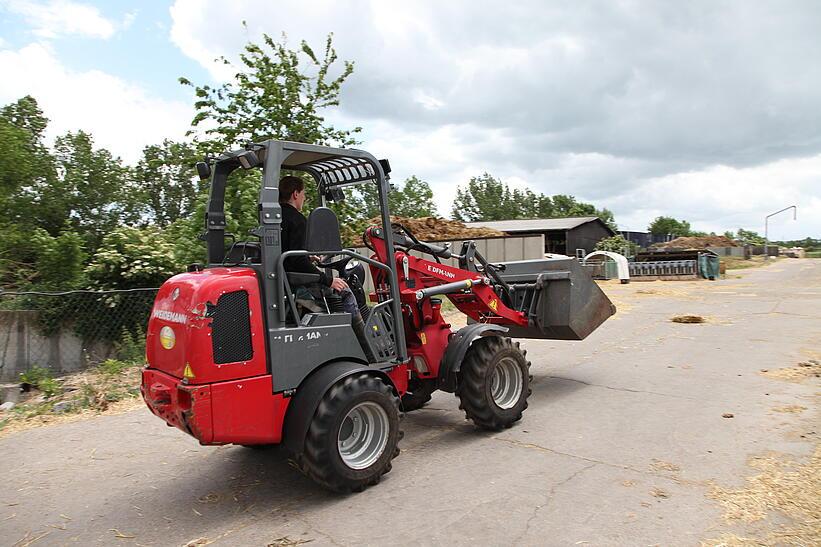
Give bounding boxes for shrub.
[19,366,61,398]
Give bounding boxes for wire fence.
[0,288,158,382]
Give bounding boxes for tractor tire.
[400,380,436,412]
[456,336,532,431]
[300,373,402,493]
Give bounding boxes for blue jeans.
[337,288,360,317]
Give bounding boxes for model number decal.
[275,331,324,343]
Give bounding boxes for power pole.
[764,206,797,260]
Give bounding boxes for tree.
[451,173,521,221]
[181,32,359,150]
[39,131,135,248]
[0,96,56,215]
[360,175,437,219]
[132,140,205,228]
[177,32,362,245]
[85,227,182,289]
[735,228,765,245]
[595,235,637,256]
[648,216,691,238]
[451,173,617,230]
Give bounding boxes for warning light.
[420,333,427,345]
[159,326,176,349]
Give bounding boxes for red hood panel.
[146,267,267,383]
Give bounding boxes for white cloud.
[0,43,193,163]
[601,155,821,240]
[2,0,125,39]
[167,0,821,236]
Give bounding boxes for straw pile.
[369,216,503,241]
[655,235,739,249]
[671,314,706,324]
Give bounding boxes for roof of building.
[465,216,614,234]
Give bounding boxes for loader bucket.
[496,257,615,341]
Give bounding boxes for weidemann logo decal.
[152,309,187,324]
[426,264,456,279]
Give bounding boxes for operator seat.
[305,207,343,253]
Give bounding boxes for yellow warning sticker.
[420,333,427,345]
[488,299,499,312]
[183,363,195,379]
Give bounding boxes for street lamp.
[764,205,797,260]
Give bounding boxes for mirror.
[195,161,211,180]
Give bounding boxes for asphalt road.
[2,259,819,546]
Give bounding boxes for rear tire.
[456,336,532,430]
[400,379,435,412]
[300,373,401,493]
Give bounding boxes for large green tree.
[177,32,363,246]
[360,175,437,219]
[46,131,134,248]
[132,140,204,228]
[451,173,616,230]
[181,32,359,150]
[648,216,691,238]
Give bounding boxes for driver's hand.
[309,255,321,263]
[330,277,349,292]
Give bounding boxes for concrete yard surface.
[1,259,819,546]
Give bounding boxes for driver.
[279,176,375,360]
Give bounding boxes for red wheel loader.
[141,140,615,492]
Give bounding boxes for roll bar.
[201,140,407,364]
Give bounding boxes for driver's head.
[279,176,306,210]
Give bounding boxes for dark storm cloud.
[171,0,821,236]
[333,1,821,172]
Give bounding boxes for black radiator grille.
[210,290,253,364]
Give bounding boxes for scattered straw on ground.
[650,459,681,472]
[0,365,144,439]
[672,314,706,324]
[706,446,821,546]
[760,360,821,383]
[0,397,143,439]
[771,405,807,414]
[701,533,768,546]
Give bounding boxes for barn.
[465,217,615,257]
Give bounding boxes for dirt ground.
[1,259,818,546]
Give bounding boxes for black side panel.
[209,291,253,364]
[270,325,368,392]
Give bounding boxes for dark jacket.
[280,202,332,286]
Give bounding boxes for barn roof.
[465,216,614,234]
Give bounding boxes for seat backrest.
[305,207,343,252]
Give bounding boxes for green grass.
[722,256,781,271]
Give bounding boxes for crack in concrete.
[514,462,599,543]
[544,375,703,402]
[494,437,702,487]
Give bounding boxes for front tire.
[401,379,436,412]
[456,336,532,430]
[300,373,401,493]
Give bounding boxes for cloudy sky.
[1,0,819,238]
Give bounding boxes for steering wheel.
[317,254,352,271]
